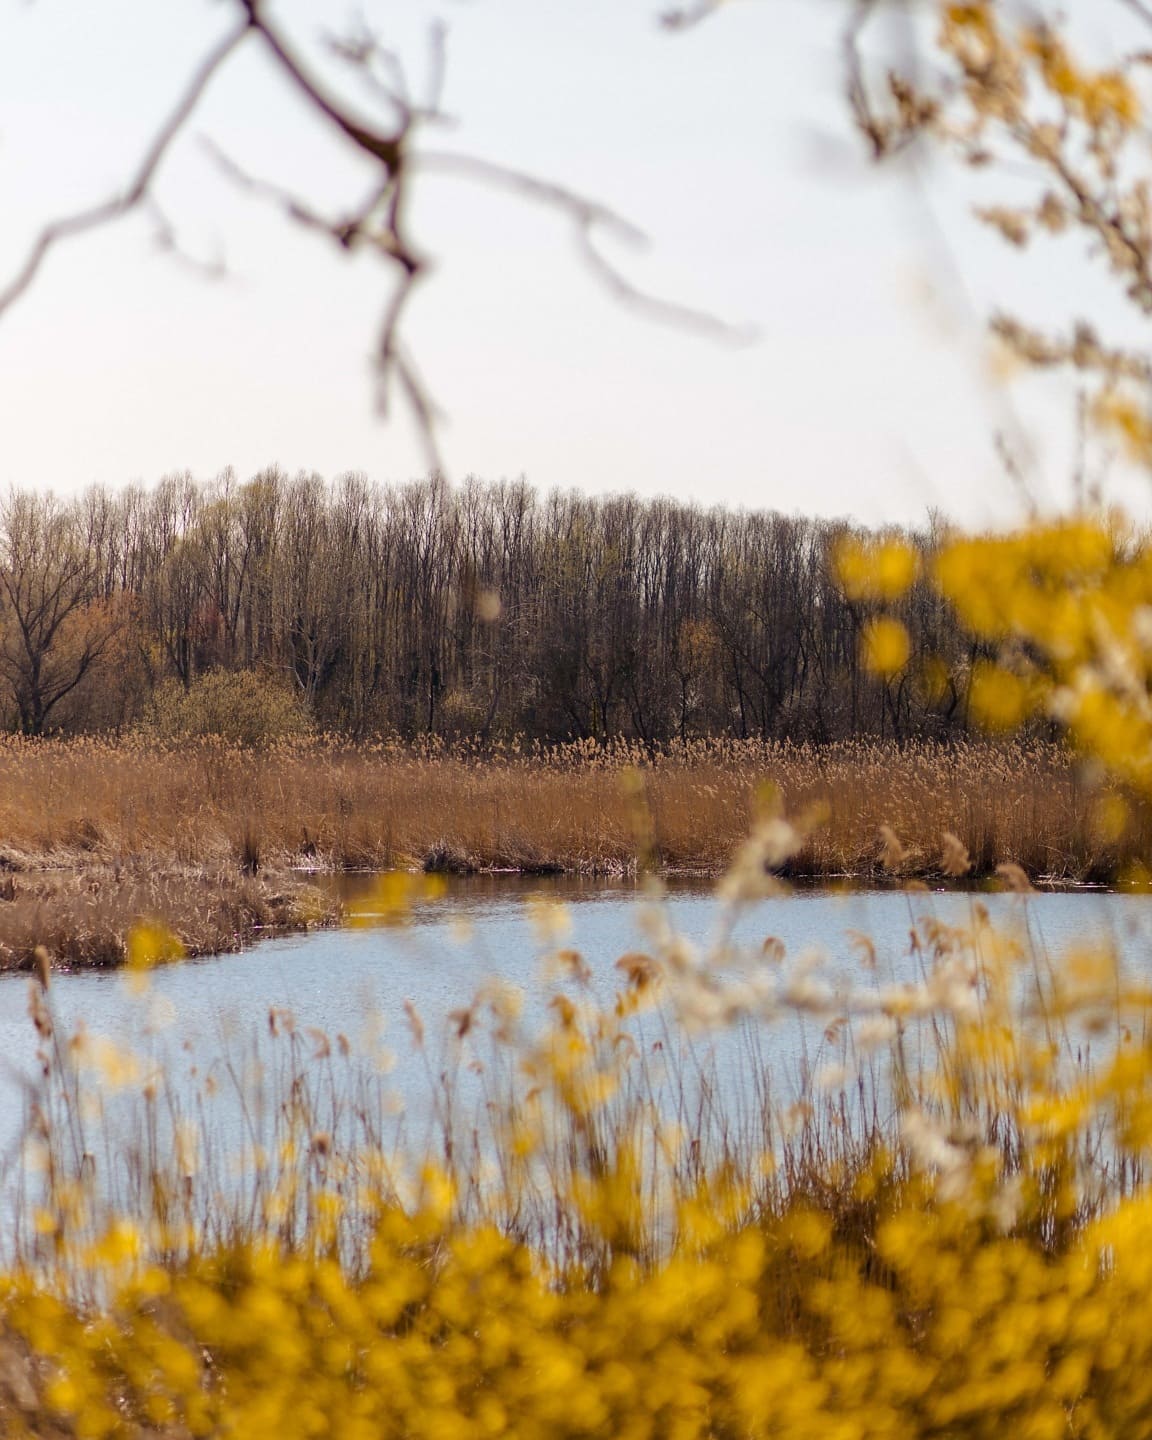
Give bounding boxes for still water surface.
[0,878,1149,1185]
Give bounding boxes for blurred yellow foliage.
[126,921,185,971]
[834,536,920,602]
[861,616,911,677]
[346,871,447,928]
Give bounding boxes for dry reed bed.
[0,734,1124,883]
[0,735,1126,969]
[0,866,336,972]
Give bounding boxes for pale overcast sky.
[0,0,1145,525]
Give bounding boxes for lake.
[1,876,1148,1228]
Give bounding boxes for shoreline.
[4,851,1125,978]
[0,862,340,974]
[0,734,1136,970]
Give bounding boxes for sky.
[0,0,1145,527]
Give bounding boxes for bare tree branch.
[3,0,750,466]
[0,21,249,321]
[238,1,406,175]
[201,131,431,448]
[199,139,394,255]
[229,2,444,451]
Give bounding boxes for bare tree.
[0,493,120,734]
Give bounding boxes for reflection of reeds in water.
[0,734,1128,882]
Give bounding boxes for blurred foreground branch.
[1,1,741,468]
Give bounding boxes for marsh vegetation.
[0,731,1134,975]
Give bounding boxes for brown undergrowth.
[0,733,1128,885]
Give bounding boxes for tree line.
[0,470,990,743]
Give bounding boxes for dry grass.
[0,733,1127,885]
[0,865,335,973]
[0,732,1128,970]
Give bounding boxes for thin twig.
[199,139,392,253]
[417,149,646,244]
[843,0,886,159]
[577,228,755,343]
[660,0,726,31]
[418,150,749,341]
